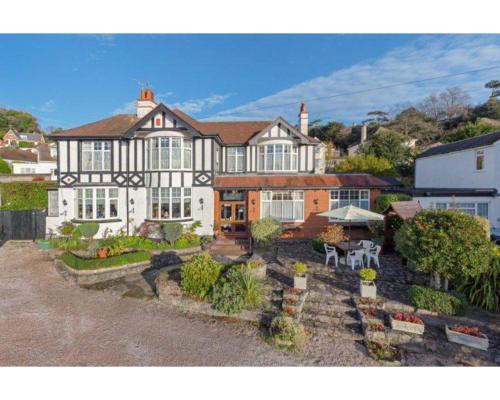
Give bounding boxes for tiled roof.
[52,115,140,138]
[385,201,422,220]
[0,147,37,162]
[214,174,394,189]
[417,131,500,159]
[6,129,43,142]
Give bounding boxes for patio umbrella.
[318,205,384,252]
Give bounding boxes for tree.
[335,154,395,176]
[309,120,345,142]
[485,80,500,98]
[395,210,491,290]
[0,108,39,137]
[473,97,500,120]
[374,193,412,213]
[359,129,410,167]
[389,107,443,145]
[364,110,389,124]
[0,157,12,173]
[420,87,471,120]
[444,120,497,143]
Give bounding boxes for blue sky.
[0,34,499,130]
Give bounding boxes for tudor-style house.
[414,131,500,240]
[47,89,394,239]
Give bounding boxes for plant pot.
[360,280,377,299]
[389,315,425,335]
[294,275,307,290]
[97,249,107,259]
[445,325,489,351]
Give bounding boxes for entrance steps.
[206,237,250,256]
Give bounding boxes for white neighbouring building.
[413,131,500,239]
[0,144,57,178]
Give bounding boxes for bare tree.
[419,87,471,121]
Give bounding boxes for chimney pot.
[136,88,157,117]
[361,124,368,143]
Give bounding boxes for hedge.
[0,157,11,173]
[408,285,468,316]
[61,251,151,270]
[0,181,56,210]
[375,193,412,213]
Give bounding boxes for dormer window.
[476,150,484,171]
[258,144,297,172]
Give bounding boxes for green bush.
[0,157,11,173]
[0,182,56,210]
[335,154,395,176]
[181,254,222,300]
[110,234,200,251]
[269,313,307,349]
[294,262,308,277]
[162,222,183,244]
[232,267,263,309]
[395,210,491,286]
[359,268,377,281]
[375,193,412,213]
[457,251,500,312]
[58,221,76,236]
[18,140,34,148]
[76,222,99,239]
[61,251,151,270]
[312,237,325,253]
[250,217,282,246]
[210,271,246,315]
[408,285,468,316]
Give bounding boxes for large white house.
[414,131,500,239]
[46,89,396,239]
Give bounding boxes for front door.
[218,190,248,236]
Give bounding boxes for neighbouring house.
[2,129,45,146]
[413,130,500,239]
[0,144,57,178]
[347,125,417,156]
[46,88,397,238]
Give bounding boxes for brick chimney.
[361,124,368,143]
[136,88,157,118]
[298,102,308,136]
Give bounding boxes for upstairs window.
[227,147,245,172]
[149,137,192,170]
[258,144,297,172]
[82,141,111,171]
[476,150,484,171]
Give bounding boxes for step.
[303,301,355,314]
[302,320,363,340]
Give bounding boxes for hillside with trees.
[0,108,40,138]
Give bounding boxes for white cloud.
[112,100,136,115]
[210,35,500,124]
[170,93,232,114]
[34,99,56,113]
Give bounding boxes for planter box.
[294,276,307,290]
[389,315,425,335]
[360,280,377,299]
[445,325,489,351]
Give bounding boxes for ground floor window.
[48,190,59,217]
[76,187,118,220]
[330,189,370,210]
[261,190,304,221]
[148,187,191,220]
[435,201,489,218]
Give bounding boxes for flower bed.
[445,325,489,351]
[389,312,425,335]
[61,251,151,271]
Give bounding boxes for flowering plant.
[362,307,377,317]
[449,325,484,338]
[392,312,423,325]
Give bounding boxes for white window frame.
[81,141,111,171]
[329,190,370,221]
[258,144,298,172]
[434,201,489,219]
[148,187,192,220]
[226,147,245,173]
[261,190,304,222]
[148,137,192,171]
[475,149,485,171]
[48,190,59,217]
[76,187,119,220]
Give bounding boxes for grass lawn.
[61,251,151,271]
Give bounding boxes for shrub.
[210,271,246,315]
[61,251,151,270]
[49,236,86,251]
[58,221,76,236]
[335,154,395,176]
[395,210,491,288]
[374,193,412,214]
[238,269,263,309]
[312,237,325,253]
[269,313,307,349]
[457,251,500,312]
[316,224,346,245]
[250,217,282,246]
[162,222,183,244]
[293,262,308,277]
[408,285,468,316]
[359,268,376,281]
[99,234,127,256]
[76,222,99,239]
[181,254,222,300]
[0,157,11,173]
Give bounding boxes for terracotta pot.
[98,248,107,259]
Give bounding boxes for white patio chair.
[346,249,365,271]
[324,243,339,268]
[366,245,381,269]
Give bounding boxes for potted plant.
[445,324,489,351]
[97,248,108,259]
[389,312,425,335]
[359,268,377,299]
[293,262,308,290]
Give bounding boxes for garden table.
[335,241,363,253]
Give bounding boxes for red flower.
[392,312,423,324]
[449,325,484,338]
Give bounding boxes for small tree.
[250,217,282,256]
[76,222,99,256]
[162,222,183,244]
[335,154,395,176]
[395,210,491,290]
[317,224,347,245]
[375,193,412,213]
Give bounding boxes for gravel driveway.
[0,241,376,366]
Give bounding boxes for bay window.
[148,187,192,220]
[82,141,111,171]
[227,147,245,172]
[258,144,297,172]
[149,137,192,170]
[76,188,119,220]
[261,191,304,221]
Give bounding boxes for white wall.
[192,186,214,236]
[12,161,57,177]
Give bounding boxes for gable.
[249,117,311,145]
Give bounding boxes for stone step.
[302,320,363,340]
[302,311,360,326]
[306,292,354,304]
[303,301,355,315]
